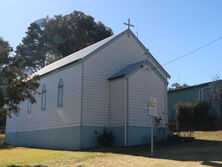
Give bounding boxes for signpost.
[150,117,154,157]
[148,96,158,157]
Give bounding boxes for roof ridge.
[32,29,128,77]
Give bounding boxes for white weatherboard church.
[5,29,170,150]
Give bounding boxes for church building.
[5,29,170,150]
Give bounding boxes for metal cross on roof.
[124,18,134,30]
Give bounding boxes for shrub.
[175,103,194,137]
[176,101,219,131]
[193,101,212,130]
[97,127,114,147]
[215,118,222,130]
[192,101,219,130]
[207,113,218,130]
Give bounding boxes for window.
[27,99,32,113]
[57,78,63,107]
[41,84,46,110]
[199,87,209,101]
[15,112,19,117]
[15,104,20,117]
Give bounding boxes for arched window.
[41,84,46,110]
[57,78,63,107]
[15,112,19,117]
[27,99,32,113]
[15,103,20,117]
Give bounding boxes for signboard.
[148,97,158,117]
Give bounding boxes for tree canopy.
[0,11,112,129]
[16,21,48,73]
[169,82,189,90]
[0,37,39,127]
[16,11,113,73]
[209,77,222,104]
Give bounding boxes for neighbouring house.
[168,81,222,121]
[5,29,170,150]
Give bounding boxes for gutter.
[124,77,128,147]
[165,83,168,138]
[80,60,84,149]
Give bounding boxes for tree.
[0,37,39,128]
[169,82,189,90]
[16,11,113,73]
[209,76,222,104]
[16,18,48,73]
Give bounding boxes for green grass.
[0,131,222,167]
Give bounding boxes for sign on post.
[148,96,158,157]
[148,97,158,117]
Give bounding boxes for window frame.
[57,78,64,107]
[27,99,32,113]
[41,84,46,111]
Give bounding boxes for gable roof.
[32,29,170,78]
[127,31,170,79]
[108,60,147,80]
[33,30,127,77]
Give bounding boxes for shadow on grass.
[7,165,47,167]
[202,161,222,167]
[0,144,16,150]
[3,136,222,167]
[87,135,222,166]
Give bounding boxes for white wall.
[6,63,82,133]
[82,33,148,126]
[109,78,125,126]
[128,68,167,127]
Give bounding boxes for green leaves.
[16,11,113,73]
[0,38,40,121]
[0,10,112,128]
[16,20,48,73]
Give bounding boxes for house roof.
[32,29,170,78]
[108,60,147,80]
[33,30,126,77]
[168,80,222,93]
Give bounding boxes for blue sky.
[0,0,222,86]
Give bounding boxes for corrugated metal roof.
[108,60,147,80]
[33,30,126,77]
[168,80,222,92]
[31,29,170,79]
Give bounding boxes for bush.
[215,118,222,130]
[193,101,212,130]
[175,103,194,137]
[176,101,219,131]
[97,127,114,147]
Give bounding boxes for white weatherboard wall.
[109,78,125,126]
[82,33,148,126]
[128,68,167,127]
[6,63,82,133]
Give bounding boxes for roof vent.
[142,65,150,71]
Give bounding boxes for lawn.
[0,131,222,167]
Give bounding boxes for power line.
[146,35,222,76]
[162,35,222,66]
